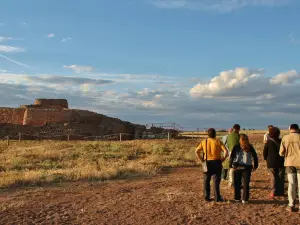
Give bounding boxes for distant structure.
[0,99,180,140]
[0,99,144,139]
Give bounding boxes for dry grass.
[0,140,201,188]
[0,138,266,189]
[181,130,289,138]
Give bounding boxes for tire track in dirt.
[0,158,299,225]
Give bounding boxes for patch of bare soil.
[0,157,299,225]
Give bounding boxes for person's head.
[268,125,273,129]
[269,127,280,140]
[289,124,299,133]
[233,124,241,133]
[239,133,251,152]
[207,128,216,138]
[228,128,233,134]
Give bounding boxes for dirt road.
[0,160,299,225]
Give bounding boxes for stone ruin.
[0,99,179,140]
[0,99,145,140]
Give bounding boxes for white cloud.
[0,37,13,42]
[270,70,300,85]
[63,65,93,73]
[189,68,268,98]
[150,0,291,12]
[46,33,55,38]
[0,45,25,53]
[61,37,72,42]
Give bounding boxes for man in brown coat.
[280,124,300,212]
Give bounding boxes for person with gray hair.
[221,128,233,182]
[280,124,300,212]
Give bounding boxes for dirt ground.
[0,154,300,225]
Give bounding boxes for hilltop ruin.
[0,99,146,140]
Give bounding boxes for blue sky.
[1,0,300,130]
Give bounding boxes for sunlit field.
[0,138,265,189]
[180,130,289,138]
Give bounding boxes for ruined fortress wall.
[23,108,73,126]
[34,99,68,109]
[70,110,104,123]
[0,108,25,125]
[69,109,141,135]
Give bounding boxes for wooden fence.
[2,131,175,146]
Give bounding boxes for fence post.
[18,133,21,142]
[67,134,70,142]
[120,133,122,142]
[7,136,9,146]
[168,132,170,142]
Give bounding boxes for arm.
[251,145,259,169]
[220,142,228,161]
[279,138,286,157]
[229,146,237,168]
[195,142,204,162]
[263,142,268,160]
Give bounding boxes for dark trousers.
[203,160,222,201]
[269,168,285,196]
[234,168,252,201]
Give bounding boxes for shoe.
[228,183,234,188]
[234,199,241,202]
[205,198,212,202]
[269,192,275,199]
[242,200,248,204]
[286,206,294,212]
[216,197,225,202]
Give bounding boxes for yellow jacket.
[195,138,228,161]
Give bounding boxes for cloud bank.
[63,65,93,73]
[1,67,300,129]
[0,45,25,53]
[150,0,291,12]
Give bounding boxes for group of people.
[195,124,300,213]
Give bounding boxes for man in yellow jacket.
[195,128,228,202]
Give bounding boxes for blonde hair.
[239,134,251,152]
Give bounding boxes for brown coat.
[279,132,300,167]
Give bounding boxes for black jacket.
[263,139,284,168]
[229,144,258,169]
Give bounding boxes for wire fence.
[1,131,183,146]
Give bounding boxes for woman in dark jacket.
[263,127,285,198]
[229,134,258,204]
